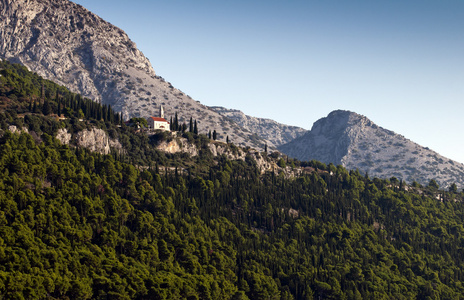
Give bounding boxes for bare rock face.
[8,125,28,134]
[209,106,308,148]
[157,138,198,157]
[279,110,464,188]
[55,128,71,145]
[0,0,268,149]
[75,128,112,154]
[56,127,121,155]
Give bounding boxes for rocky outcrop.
[157,138,198,157]
[55,127,122,155]
[155,136,284,175]
[210,106,308,148]
[75,128,111,154]
[0,0,269,150]
[8,125,28,134]
[55,128,71,145]
[279,110,464,188]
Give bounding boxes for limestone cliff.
[56,127,122,155]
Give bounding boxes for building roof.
[149,117,169,123]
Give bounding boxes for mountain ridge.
[209,106,308,148]
[0,0,269,149]
[279,110,464,188]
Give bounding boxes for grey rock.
[0,0,268,150]
[279,110,464,188]
[55,128,71,145]
[210,106,307,148]
[56,127,122,155]
[8,125,28,134]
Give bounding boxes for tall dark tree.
[174,112,179,131]
[42,99,52,115]
[32,100,38,113]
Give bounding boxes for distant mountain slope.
[0,0,268,149]
[279,110,464,188]
[210,106,307,148]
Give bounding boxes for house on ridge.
[147,106,170,131]
[147,117,170,131]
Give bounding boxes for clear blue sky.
[73,0,464,163]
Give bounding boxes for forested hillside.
[2,61,464,299]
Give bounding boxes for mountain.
[0,0,268,149]
[279,110,464,188]
[210,106,307,148]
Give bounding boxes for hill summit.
[279,110,464,188]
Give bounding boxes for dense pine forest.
[2,60,464,299]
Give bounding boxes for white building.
[147,116,170,131]
[147,105,170,131]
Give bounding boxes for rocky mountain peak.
[279,110,464,188]
[1,0,154,111]
[0,0,272,149]
[311,110,375,135]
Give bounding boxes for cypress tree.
[194,120,198,134]
[42,99,52,115]
[57,98,61,116]
[189,117,193,133]
[174,112,179,131]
